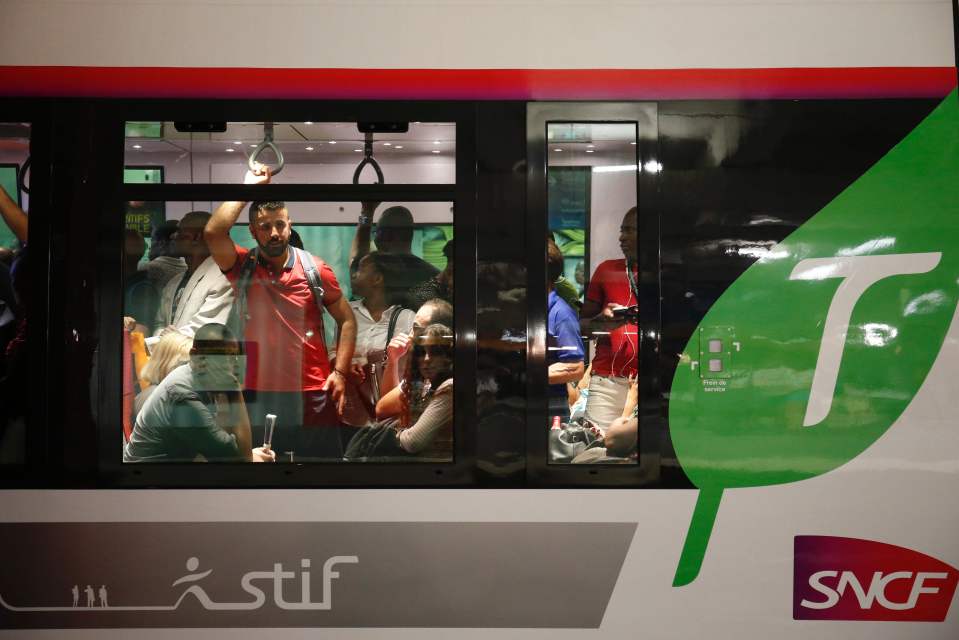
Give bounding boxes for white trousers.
[584,375,632,432]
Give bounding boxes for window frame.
[0,102,52,485]
[525,102,662,487]
[96,100,477,487]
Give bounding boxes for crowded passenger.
[408,238,453,309]
[133,329,192,418]
[123,229,159,336]
[548,233,582,312]
[204,164,357,460]
[153,211,234,339]
[570,415,638,464]
[379,297,453,400]
[123,323,275,463]
[351,202,439,306]
[546,240,585,422]
[141,219,187,294]
[579,207,639,431]
[334,251,414,433]
[375,322,454,460]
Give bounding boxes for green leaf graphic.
[670,91,959,586]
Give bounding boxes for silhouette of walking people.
[98,585,108,608]
[71,584,79,607]
[84,585,95,607]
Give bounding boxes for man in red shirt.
[579,207,639,432]
[204,166,357,459]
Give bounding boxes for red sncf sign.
[793,536,958,621]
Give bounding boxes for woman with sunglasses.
[375,323,454,460]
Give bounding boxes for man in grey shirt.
[124,323,274,463]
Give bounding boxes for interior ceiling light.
[554,148,563,152]
[305,146,314,151]
[249,143,257,147]
[585,149,595,153]
[132,144,142,149]
[587,144,595,148]
[433,140,440,145]
[226,148,235,152]
[432,149,440,154]
[630,141,637,145]
[328,140,337,144]
[304,121,313,125]
[354,149,362,152]
[394,145,404,149]
[383,142,392,147]
[233,141,242,145]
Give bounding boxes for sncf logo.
[794,536,958,621]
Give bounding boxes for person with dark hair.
[141,219,187,294]
[350,203,439,306]
[579,207,639,431]
[374,323,454,460]
[334,251,414,430]
[123,323,275,463]
[408,238,453,309]
[547,240,585,422]
[548,232,581,311]
[379,298,453,400]
[123,228,160,336]
[204,165,357,459]
[289,228,304,250]
[153,211,233,339]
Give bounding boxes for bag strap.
[295,247,326,311]
[233,247,328,338]
[229,248,259,335]
[385,305,403,345]
[294,247,328,340]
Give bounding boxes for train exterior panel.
[0,0,957,637]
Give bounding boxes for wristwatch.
[358,213,372,225]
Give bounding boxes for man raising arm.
[204,165,357,459]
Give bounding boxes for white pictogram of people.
[71,584,108,608]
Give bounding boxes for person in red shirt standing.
[204,165,357,460]
[579,207,639,432]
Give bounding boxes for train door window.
[527,103,658,485]
[124,122,455,185]
[0,122,30,466]
[547,123,638,462]
[106,108,474,486]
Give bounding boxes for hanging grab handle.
[248,122,285,176]
[17,157,30,195]
[352,132,384,184]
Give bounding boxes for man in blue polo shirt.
[547,241,585,423]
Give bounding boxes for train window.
[545,123,638,465]
[121,199,455,464]
[0,122,29,465]
[123,122,455,185]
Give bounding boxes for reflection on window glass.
[124,122,455,184]
[546,123,639,465]
[121,196,454,464]
[0,122,30,464]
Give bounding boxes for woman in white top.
[333,252,414,428]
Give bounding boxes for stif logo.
[794,536,958,621]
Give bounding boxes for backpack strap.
[227,248,258,336]
[294,247,327,339]
[230,247,328,339]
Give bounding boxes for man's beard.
[259,239,288,258]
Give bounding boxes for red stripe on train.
[0,67,955,99]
